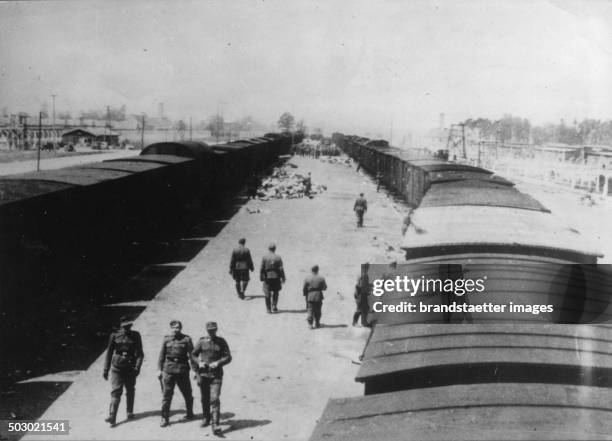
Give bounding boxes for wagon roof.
[421,180,548,211]
[310,383,611,441]
[82,161,167,173]
[356,324,612,382]
[140,141,213,158]
[406,160,492,173]
[401,205,601,258]
[0,166,131,186]
[105,154,192,165]
[0,179,74,206]
[213,142,253,151]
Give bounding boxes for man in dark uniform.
[303,265,327,329]
[229,238,254,299]
[246,174,259,199]
[375,171,383,192]
[352,263,371,327]
[193,322,232,435]
[103,316,144,427]
[401,208,414,235]
[157,320,197,427]
[354,193,368,227]
[260,243,286,313]
[303,172,312,197]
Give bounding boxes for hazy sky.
[1,0,611,136]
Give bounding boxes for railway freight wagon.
[0,136,292,305]
[311,135,611,440]
[337,135,438,206]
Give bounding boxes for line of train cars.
[311,134,611,440]
[0,132,301,305]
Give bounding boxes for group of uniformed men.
[103,318,231,436]
[102,188,375,435]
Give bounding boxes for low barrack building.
[61,128,119,147]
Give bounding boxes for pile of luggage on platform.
[256,167,327,200]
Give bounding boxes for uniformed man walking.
[103,316,144,427]
[260,243,286,313]
[193,322,232,435]
[303,265,327,329]
[354,193,368,227]
[352,263,371,327]
[229,238,254,299]
[303,172,312,197]
[157,320,197,427]
[246,174,259,199]
[375,171,383,192]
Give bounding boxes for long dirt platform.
[26,155,406,440]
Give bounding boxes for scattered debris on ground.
[322,156,353,167]
[256,167,327,200]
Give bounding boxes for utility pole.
[216,101,226,144]
[189,116,192,141]
[140,114,146,148]
[37,112,42,171]
[22,115,28,150]
[51,94,56,140]
[446,123,466,161]
[461,123,466,159]
[216,103,220,144]
[106,106,111,148]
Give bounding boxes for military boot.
[105,400,119,427]
[182,398,194,420]
[272,292,279,312]
[212,415,221,436]
[235,284,243,299]
[201,402,211,427]
[126,392,135,420]
[265,297,272,313]
[160,406,170,427]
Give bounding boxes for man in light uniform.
[193,322,232,435]
[157,320,197,427]
[229,238,254,299]
[103,316,144,427]
[303,265,327,329]
[260,243,286,313]
[353,193,368,227]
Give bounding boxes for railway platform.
[24,155,406,440]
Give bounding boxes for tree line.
[463,114,612,146]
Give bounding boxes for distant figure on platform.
[354,193,368,227]
[375,172,383,192]
[260,243,286,313]
[246,174,259,199]
[401,208,414,235]
[193,322,232,435]
[303,172,312,197]
[103,316,144,427]
[229,238,254,299]
[352,264,371,327]
[303,265,327,329]
[157,320,197,427]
